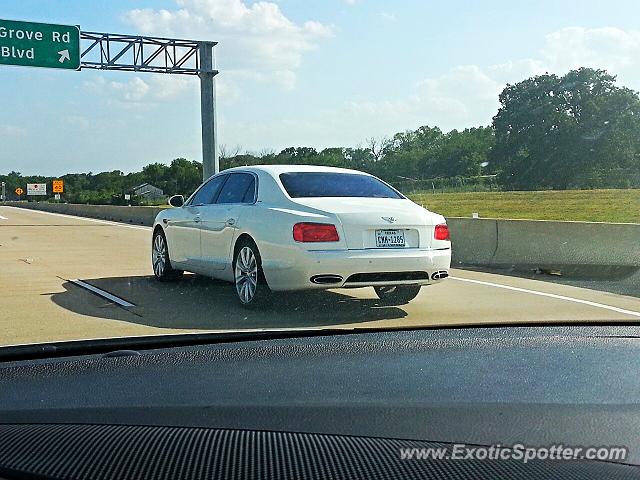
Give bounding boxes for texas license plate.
[375,229,406,248]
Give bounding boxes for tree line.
[3,67,639,204]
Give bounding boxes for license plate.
[375,229,406,248]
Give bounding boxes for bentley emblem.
[381,216,397,223]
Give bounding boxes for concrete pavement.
[1,205,640,346]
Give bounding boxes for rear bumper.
[262,247,452,291]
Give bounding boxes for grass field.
[409,189,640,223]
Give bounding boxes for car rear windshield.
[279,172,403,198]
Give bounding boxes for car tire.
[152,229,183,282]
[374,285,421,305]
[233,239,270,308]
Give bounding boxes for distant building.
[132,183,164,199]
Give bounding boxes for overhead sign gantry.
[0,18,219,181]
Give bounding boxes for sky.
[1,0,640,175]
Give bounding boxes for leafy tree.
[141,163,171,192]
[491,67,640,189]
[317,148,346,167]
[343,148,375,171]
[277,147,319,164]
[375,126,443,180]
[169,158,202,196]
[431,127,495,178]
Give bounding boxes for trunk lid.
[291,197,441,249]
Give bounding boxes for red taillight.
[434,223,450,241]
[293,223,340,242]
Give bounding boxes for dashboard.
[1,325,640,479]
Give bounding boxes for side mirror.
[168,195,184,208]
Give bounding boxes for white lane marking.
[450,276,640,318]
[69,279,136,308]
[0,214,7,220]
[2,206,151,231]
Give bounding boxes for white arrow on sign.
[57,49,70,63]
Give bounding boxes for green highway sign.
[0,18,80,70]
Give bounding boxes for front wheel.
[234,240,270,307]
[152,230,183,281]
[374,285,421,306]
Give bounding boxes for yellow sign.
[15,187,24,196]
[52,180,64,193]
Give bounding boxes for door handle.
[226,218,236,226]
[194,216,201,223]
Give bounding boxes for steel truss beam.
[80,32,218,75]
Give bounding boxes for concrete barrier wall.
[447,217,640,270]
[4,202,639,272]
[446,218,498,265]
[3,201,163,226]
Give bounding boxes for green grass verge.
[409,189,640,223]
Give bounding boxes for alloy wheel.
[152,233,166,278]
[235,246,258,304]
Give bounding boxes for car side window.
[242,177,256,203]
[216,173,256,204]
[190,175,228,205]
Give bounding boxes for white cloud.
[83,77,149,105]
[339,26,640,140]
[122,0,333,89]
[110,77,150,102]
[83,75,200,107]
[486,27,640,91]
[486,59,546,84]
[63,115,90,129]
[75,23,640,159]
[379,11,397,22]
[217,65,505,151]
[150,75,198,99]
[0,125,27,137]
[344,0,359,4]
[342,65,503,135]
[541,27,640,85]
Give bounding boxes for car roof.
[222,164,372,177]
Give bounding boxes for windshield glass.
[1,1,640,350]
[280,172,402,199]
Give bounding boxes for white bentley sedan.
[152,165,451,307]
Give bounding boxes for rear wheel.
[374,285,421,305]
[152,230,183,282]
[234,239,270,307]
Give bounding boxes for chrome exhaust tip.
[431,270,449,280]
[310,274,344,285]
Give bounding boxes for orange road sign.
[15,187,24,196]
[52,180,64,193]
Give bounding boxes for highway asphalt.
[2,205,640,347]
